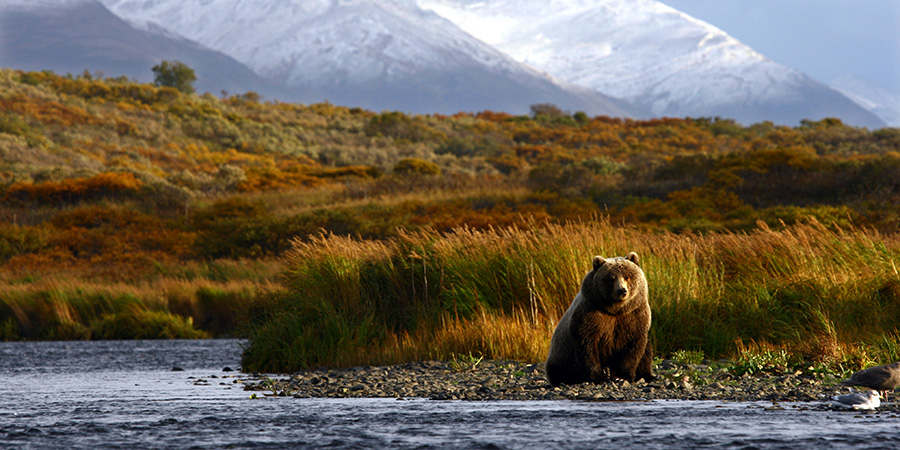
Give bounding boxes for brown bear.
[545,252,654,386]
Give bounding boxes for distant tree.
[530,103,578,125]
[151,60,196,94]
[573,111,590,125]
[237,91,261,104]
[530,103,566,120]
[365,111,414,139]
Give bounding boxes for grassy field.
[1,68,899,374]
[0,258,281,340]
[241,218,900,373]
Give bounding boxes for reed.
[242,218,900,373]
[0,275,275,340]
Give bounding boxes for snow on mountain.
[417,0,886,127]
[0,0,296,100]
[4,0,885,125]
[831,74,900,127]
[99,0,636,116]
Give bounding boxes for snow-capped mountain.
[1,0,887,126]
[417,0,886,127]
[0,0,292,100]
[831,75,900,127]
[99,0,635,116]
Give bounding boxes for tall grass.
[242,218,900,373]
[0,275,276,340]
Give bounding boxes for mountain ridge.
[0,0,889,126]
[831,74,900,127]
[0,0,294,100]
[416,0,885,127]
[99,0,637,116]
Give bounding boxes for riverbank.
[241,359,900,412]
[6,339,897,449]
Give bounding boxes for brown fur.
[545,252,654,386]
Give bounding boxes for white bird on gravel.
[841,361,900,400]
[829,389,881,410]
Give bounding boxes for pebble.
[239,359,900,410]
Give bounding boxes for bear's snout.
[612,278,629,300]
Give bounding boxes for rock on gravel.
[241,359,900,411]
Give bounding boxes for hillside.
[2,69,900,241]
[96,0,637,116]
[1,70,900,359]
[0,0,291,101]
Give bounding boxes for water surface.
[1,340,898,449]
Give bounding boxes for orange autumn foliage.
[4,172,142,205]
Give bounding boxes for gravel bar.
[240,359,900,412]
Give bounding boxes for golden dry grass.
[0,259,281,339]
[243,218,900,372]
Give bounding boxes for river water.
[1,339,898,449]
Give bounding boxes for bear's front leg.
[584,331,613,383]
[613,336,648,382]
[636,342,655,381]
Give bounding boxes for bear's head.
[581,252,648,314]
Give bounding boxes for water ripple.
[3,340,900,449]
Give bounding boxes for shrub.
[0,112,43,146]
[90,308,208,339]
[152,60,197,94]
[41,205,194,263]
[364,111,416,139]
[3,172,142,206]
[530,103,566,120]
[526,163,600,197]
[313,165,382,179]
[191,198,309,258]
[0,224,50,262]
[394,158,441,176]
[192,286,255,336]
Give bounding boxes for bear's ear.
[592,255,606,270]
[626,252,640,267]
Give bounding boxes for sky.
[658,0,900,93]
